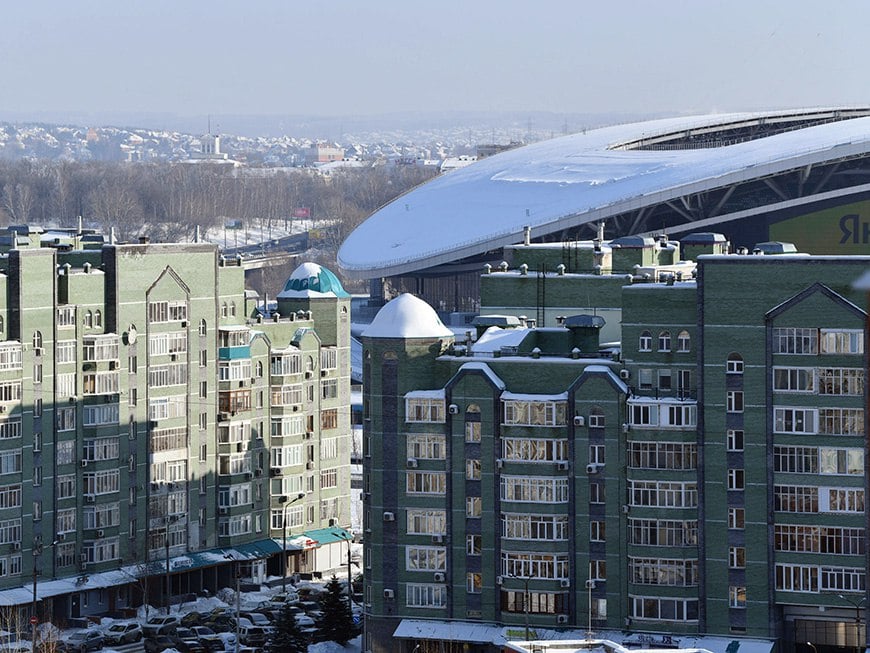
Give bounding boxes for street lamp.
[330,529,354,610]
[507,573,533,641]
[31,539,58,653]
[164,515,179,615]
[224,553,240,653]
[280,493,305,593]
[806,642,817,653]
[837,594,866,653]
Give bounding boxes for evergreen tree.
[267,603,309,653]
[315,575,356,645]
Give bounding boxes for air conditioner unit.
[622,423,631,433]
[496,576,503,585]
[573,415,585,427]
[496,459,504,469]
[250,378,257,385]
[431,535,444,544]
[304,431,313,440]
[80,553,88,563]
[383,512,395,522]
[150,483,160,492]
[235,443,244,453]
[321,370,328,377]
[219,507,228,515]
[622,505,631,514]
[80,460,88,468]
[85,495,96,503]
[181,321,188,328]
[383,589,394,599]
[254,468,263,477]
[244,472,253,480]
[556,461,570,471]
[305,462,314,470]
[305,371,314,380]
[560,579,570,588]
[11,542,19,551]
[170,353,178,361]
[406,458,418,468]
[448,404,459,415]
[218,412,230,422]
[270,468,282,477]
[434,573,445,582]
[79,562,88,571]
[108,360,117,370]
[557,615,569,624]
[97,530,104,538]
[585,579,597,590]
[586,463,601,474]
[57,533,66,542]
[619,369,630,380]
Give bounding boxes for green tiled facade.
[362,236,868,653]
[0,227,351,621]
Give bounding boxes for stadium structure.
[339,107,870,315]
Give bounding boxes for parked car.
[181,611,204,627]
[144,635,177,653]
[103,621,144,645]
[58,630,104,653]
[190,625,225,652]
[142,615,180,637]
[171,630,208,653]
[238,625,268,647]
[202,614,235,633]
[239,611,272,627]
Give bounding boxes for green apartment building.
[360,234,868,653]
[0,226,351,624]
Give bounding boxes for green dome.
[278,262,350,298]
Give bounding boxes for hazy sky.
[3,0,869,122]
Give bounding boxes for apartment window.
[501,476,569,503]
[590,521,605,542]
[727,430,744,452]
[503,399,566,426]
[407,434,445,460]
[819,408,864,436]
[405,397,445,423]
[407,510,446,535]
[465,421,481,443]
[502,552,570,580]
[638,369,653,390]
[658,331,671,352]
[638,331,652,352]
[628,519,698,547]
[405,584,446,609]
[677,330,691,352]
[729,586,747,608]
[729,546,746,569]
[320,409,339,430]
[818,368,864,396]
[726,391,743,413]
[658,369,672,390]
[588,408,605,428]
[629,558,698,586]
[406,546,446,571]
[627,442,697,470]
[629,480,698,508]
[728,508,745,529]
[726,353,744,374]
[466,535,481,555]
[406,471,446,495]
[502,438,568,462]
[466,459,481,480]
[727,469,745,491]
[589,483,604,504]
[466,496,482,517]
[467,573,482,594]
[820,329,863,354]
[502,513,569,541]
[773,367,815,393]
[630,596,698,622]
[773,327,818,354]
[774,407,816,434]
[590,560,606,581]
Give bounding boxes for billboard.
[770,199,870,254]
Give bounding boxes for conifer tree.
[267,603,309,653]
[315,575,356,645]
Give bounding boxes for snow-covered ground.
[42,576,362,653]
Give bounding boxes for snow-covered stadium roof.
[338,107,870,279]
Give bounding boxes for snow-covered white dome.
[277,262,350,299]
[361,294,454,339]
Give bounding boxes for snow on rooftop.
[338,109,870,278]
[471,326,530,354]
[361,293,454,339]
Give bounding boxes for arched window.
[199,319,207,336]
[638,331,652,352]
[658,331,671,352]
[256,361,264,378]
[32,331,42,349]
[221,302,228,318]
[677,330,691,353]
[465,404,481,443]
[84,311,93,328]
[0,316,6,333]
[94,310,102,328]
[230,302,236,317]
[726,353,744,374]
